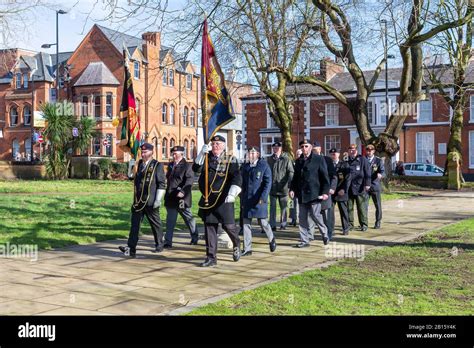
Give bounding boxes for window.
[190,140,195,159]
[25,138,31,160]
[10,107,18,126]
[267,108,277,128]
[162,103,168,123]
[325,103,339,126]
[134,61,140,79]
[186,74,192,90]
[16,73,21,89]
[324,135,341,155]
[184,139,189,159]
[170,138,176,150]
[105,133,113,156]
[418,96,432,123]
[170,104,175,125]
[183,107,188,126]
[367,101,374,125]
[93,137,101,155]
[106,93,113,119]
[190,108,195,127]
[81,96,89,116]
[416,132,434,164]
[470,131,474,168]
[12,139,19,160]
[260,135,281,157]
[169,69,174,86]
[162,138,168,159]
[50,88,57,103]
[413,164,425,171]
[162,69,168,85]
[24,106,31,125]
[470,96,474,122]
[94,96,101,118]
[23,73,28,89]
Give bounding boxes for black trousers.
[335,200,350,233]
[127,206,163,252]
[367,190,383,223]
[204,223,240,262]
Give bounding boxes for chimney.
[320,57,344,82]
[142,32,161,60]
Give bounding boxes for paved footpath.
[0,191,473,315]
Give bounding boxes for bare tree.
[270,0,473,174]
[425,0,472,189]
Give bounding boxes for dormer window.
[15,73,21,89]
[134,61,140,79]
[23,73,28,88]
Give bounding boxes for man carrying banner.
[193,19,241,267]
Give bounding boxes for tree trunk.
[446,102,464,190]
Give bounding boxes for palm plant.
[73,116,97,155]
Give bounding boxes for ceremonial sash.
[199,155,232,210]
[132,159,158,212]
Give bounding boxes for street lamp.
[381,19,395,124]
[42,9,67,103]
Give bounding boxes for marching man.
[119,143,166,257]
[241,146,276,256]
[192,135,241,267]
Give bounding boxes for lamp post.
[381,19,395,124]
[41,9,67,103]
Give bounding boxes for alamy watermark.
[0,243,38,262]
[325,242,365,261]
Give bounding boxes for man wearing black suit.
[119,143,166,257]
[164,145,198,248]
[312,141,337,241]
[365,144,385,229]
[329,148,351,235]
[290,139,330,247]
[347,144,371,232]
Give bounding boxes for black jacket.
[134,159,166,207]
[348,155,371,196]
[321,155,337,210]
[290,152,330,204]
[366,156,385,192]
[333,160,351,202]
[164,158,194,208]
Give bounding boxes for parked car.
[403,163,444,176]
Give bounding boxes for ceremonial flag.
[119,49,141,159]
[201,19,235,142]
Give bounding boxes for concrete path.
[0,191,472,315]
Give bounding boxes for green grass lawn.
[0,179,417,249]
[188,217,474,315]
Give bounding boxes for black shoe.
[119,246,136,258]
[154,246,164,252]
[269,238,276,252]
[271,227,277,233]
[200,258,217,267]
[163,243,172,249]
[290,220,297,227]
[233,247,241,262]
[280,225,286,230]
[241,250,253,257]
[360,226,368,232]
[374,222,381,229]
[323,237,329,245]
[190,238,198,245]
[294,242,310,248]
[343,229,349,235]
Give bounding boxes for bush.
[111,162,128,175]
[97,158,112,180]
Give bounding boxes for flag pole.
[202,17,209,206]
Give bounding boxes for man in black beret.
[193,135,241,267]
[164,145,198,248]
[119,142,166,257]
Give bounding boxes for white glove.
[225,185,241,203]
[153,189,166,209]
[195,143,211,166]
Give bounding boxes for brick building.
[0,24,200,163]
[242,58,474,180]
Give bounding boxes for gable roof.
[74,61,120,86]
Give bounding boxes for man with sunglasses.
[290,139,330,247]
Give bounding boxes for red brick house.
[242,58,474,180]
[0,24,200,163]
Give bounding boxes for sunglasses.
[300,144,310,148]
